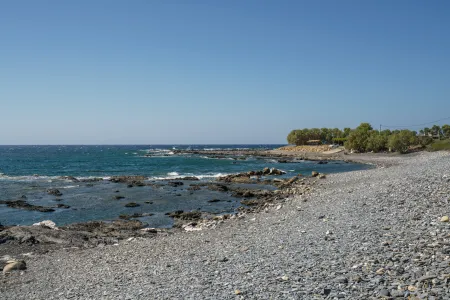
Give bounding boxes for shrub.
[366,132,388,152]
[388,130,418,153]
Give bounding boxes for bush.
[427,139,450,151]
[388,130,418,153]
[366,132,388,152]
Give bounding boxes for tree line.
[287,123,450,153]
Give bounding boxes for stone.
[32,220,58,230]
[281,275,289,281]
[318,174,326,179]
[312,171,319,177]
[124,202,140,207]
[376,268,385,275]
[440,216,449,222]
[167,181,183,187]
[46,188,63,196]
[3,260,26,274]
[235,290,242,295]
[379,289,390,297]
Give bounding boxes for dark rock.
[379,289,390,297]
[167,210,202,220]
[46,188,63,196]
[114,195,125,200]
[60,176,80,182]
[56,204,71,209]
[119,213,154,220]
[207,184,229,192]
[124,202,140,207]
[312,171,319,177]
[167,181,184,187]
[188,185,202,191]
[207,199,222,203]
[323,288,331,296]
[109,176,146,183]
[0,200,55,212]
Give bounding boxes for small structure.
[306,140,322,145]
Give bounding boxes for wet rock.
[188,185,202,191]
[124,202,140,207]
[109,176,146,183]
[56,204,71,209]
[207,199,222,203]
[0,200,55,212]
[166,210,202,220]
[114,195,125,200]
[207,183,228,192]
[46,188,63,196]
[167,181,183,187]
[119,213,154,220]
[60,176,79,182]
[318,174,326,179]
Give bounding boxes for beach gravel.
[1,151,450,299]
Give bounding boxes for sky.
[1,0,449,144]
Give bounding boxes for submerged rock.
[167,181,184,187]
[0,200,55,212]
[124,202,140,207]
[109,176,146,183]
[166,210,202,220]
[46,188,63,196]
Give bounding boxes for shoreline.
[0,150,395,259]
[3,151,448,298]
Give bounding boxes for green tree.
[431,125,442,137]
[388,130,418,153]
[442,124,450,138]
[366,131,388,152]
[343,128,351,137]
[344,123,374,152]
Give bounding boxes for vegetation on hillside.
[287,123,450,154]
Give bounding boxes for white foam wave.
[149,172,229,180]
[167,172,179,176]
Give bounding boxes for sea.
[0,145,370,227]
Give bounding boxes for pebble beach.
[2,151,450,299]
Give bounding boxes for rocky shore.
[2,151,450,299]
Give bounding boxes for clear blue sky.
[1,0,449,144]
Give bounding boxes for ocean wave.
[149,172,229,180]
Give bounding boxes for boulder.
[318,174,326,179]
[46,189,63,196]
[3,260,26,274]
[33,220,58,230]
[312,171,319,177]
[167,181,183,187]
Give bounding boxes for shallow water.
[0,145,371,227]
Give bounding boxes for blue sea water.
[0,145,370,227]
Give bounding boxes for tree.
[388,130,418,153]
[343,128,351,137]
[442,124,450,138]
[431,125,442,137]
[366,131,388,152]
[344,123,374,152]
